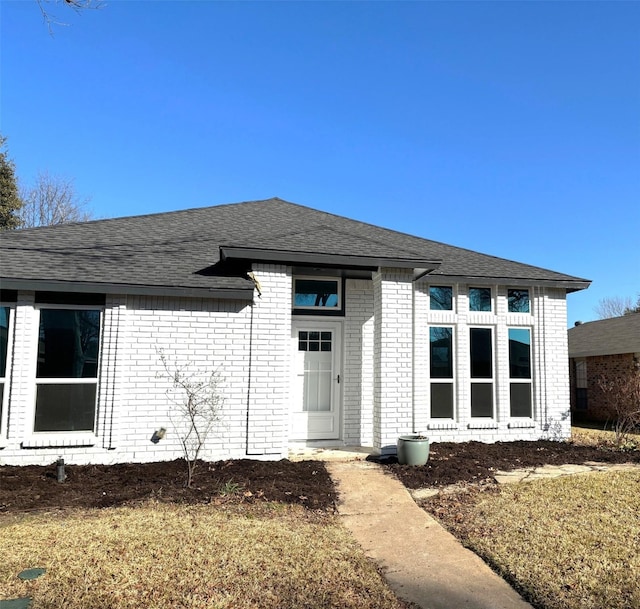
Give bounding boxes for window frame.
[292,276,345,316]
[508,327,534,419]
[0,304,14,443]
[429,286,454,311]
[428,325,456,420]
[469,287,493,312]
[469,326,495,419]
[32,304,103,435]
[507,288,531,314]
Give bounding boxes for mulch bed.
[0,458,337,514]
[383,440,640,489]
[2,441,639,516]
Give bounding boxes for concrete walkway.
[326,460,533,609]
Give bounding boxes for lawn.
[421,427,640,609]
[0,502,409,609]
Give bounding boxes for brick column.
[373,269,414,455]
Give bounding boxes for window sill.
[21,434,97,449]
[508,420,536,429]
[467,421,499,430]
[427,422,458,430]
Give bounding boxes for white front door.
[290,320,342,440]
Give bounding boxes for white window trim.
[508,326,535,421]
[292,276,342,311]
[0,303,15,447]
[468,286,494,313]
[427,325,456,423]
[24,304,102,445]
[428,285,455,312]
[469,326,496,421]
[507,287,533,315]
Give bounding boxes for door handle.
[336,374,340,384]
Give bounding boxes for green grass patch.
[0,502,405,609]
[446,470,640,609]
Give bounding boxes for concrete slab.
[327,461,533,609]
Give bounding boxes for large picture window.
[470,328,494,417]
[509,328,532,417]
[429,327,454,418]
[34,309,101,432]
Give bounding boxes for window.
[34,309,101,432]
[575,359,588,410]
[508,289,530,313]
[509,328,532,417]
[293,278,341,310]
[0,306,11,436]
[469,287,492,312]
[429,286,453,311]
[429,327,454,418]
[470,328,493,417]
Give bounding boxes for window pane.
[34,384,96,432]
[0,306,9,375]
[509,329,531,379]
[431,384,453,418]
[0,383,3,427]
[470,328,492,378]
[508,289,530,313]
[430,286,452,311]
[469,288,491,312]
[471,383,493,417]
[37,310,101,378]
[430,327,453,378]
[294,280,339,308]
[510,383,532,417]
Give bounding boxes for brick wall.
[570,353,638,423]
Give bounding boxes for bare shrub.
[159,351,224,487]
[597,366,640,450]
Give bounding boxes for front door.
[290,320,342,440]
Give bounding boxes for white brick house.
[0,198,590,465]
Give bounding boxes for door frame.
[290,318,343,441]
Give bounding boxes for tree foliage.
[19,171,92,228]
[594,295,640,319]
[0,135,24,231]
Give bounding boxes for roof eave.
[220,246,442,271]
[0,278,254,301]
[422,274,591,292]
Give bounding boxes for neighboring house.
[568,313,640,423]
[0,198,590,465]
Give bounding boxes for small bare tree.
[159,352,224,488]
[594,296,640,319]
[597,368,640,449]
[36,0,104,33]
[19,171,92,228]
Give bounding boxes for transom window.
[34,308,101,432]
[469,287,492,312]
[508,289,530,313]
[429,327,454,418]
[429,286,453,311]
[509,328,532,417]
[293,277,341,310]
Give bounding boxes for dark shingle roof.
[0,197,590,297]
[568,313,640,357]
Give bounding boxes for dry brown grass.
[0,502,405,609]
[572,424,640,449]
[452,469,640,609]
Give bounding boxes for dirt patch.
[2,441,639,516]
[0,459,336,514]
[381,440,640,489]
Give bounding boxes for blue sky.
[1,1,638,326]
